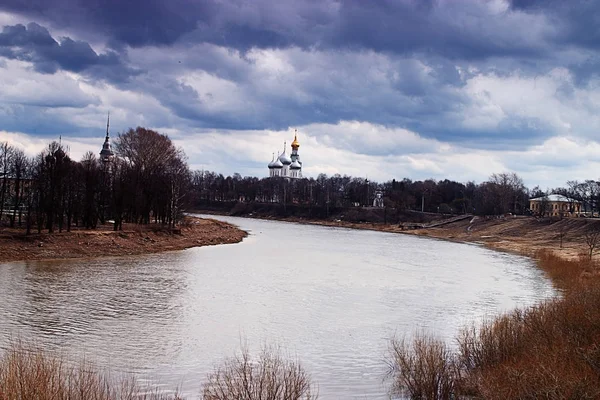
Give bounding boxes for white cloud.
[5,119,600,189]
[461,68,600,138]
[0,59,99,108]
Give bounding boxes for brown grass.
[0,342,316,400]
[388,250,600,399]
[0,341,181,400]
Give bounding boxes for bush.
[387,334,457,400]
[202,346,317,400]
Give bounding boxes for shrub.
[202,346,317,400]
[387,334,457,400]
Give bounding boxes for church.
[268,130,303,178]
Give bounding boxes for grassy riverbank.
[389,250,600,399]
[0,217,247,263]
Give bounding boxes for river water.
[0,215,555,399]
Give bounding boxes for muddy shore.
[0,217,247,263]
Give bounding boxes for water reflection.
[0,216,556,399]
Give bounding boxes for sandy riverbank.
[0,217,247,263]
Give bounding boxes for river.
[0,215,555,399]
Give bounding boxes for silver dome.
[272,158,284,168]
[268,153,276,169]
[278,151,292,165]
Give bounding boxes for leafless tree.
[114,127,190,226]
[557,223,568,249]
[0,142,14,223]
[538,193,550,217]
[585,227,600,260]
[9,149,28,227]
[202,346,317,400]
[387,334,457,400]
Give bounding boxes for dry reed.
[0,341,180,400]
[388,250,600,399]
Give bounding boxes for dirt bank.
[201,209,600,260]
[0,217,247,263]
[402,215,600,260]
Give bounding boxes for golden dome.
[291,131,300,148]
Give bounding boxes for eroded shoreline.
[0,217,248,263]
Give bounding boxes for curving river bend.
[0,215,555,399]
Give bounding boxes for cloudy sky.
[1,0,600,188]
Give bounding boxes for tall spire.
[106,112,110,139]
[100,111,114,162]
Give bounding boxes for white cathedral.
[268,130,303,178]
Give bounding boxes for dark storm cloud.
[0,0,210,47]
[0,0,551,58]
[0,22,140,82]
[510,0,600,48]
[2,0,599,152]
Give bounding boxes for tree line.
[3,128,600,235]
[193,171,600,217]
[0,127,191,234]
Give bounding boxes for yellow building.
[529,194,581,217]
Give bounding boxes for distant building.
[268,130,302,178]
[529,194,581,217]
[99,113,115,164]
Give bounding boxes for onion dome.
[278,142,292,165]
[272,157,283,169]
[268,153,277,169]
[290,159,302,170]
[291,131,300,149]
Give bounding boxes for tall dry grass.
[0,341,181,400]
[0,342,317,400]
[387,250,600,399]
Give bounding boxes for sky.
[1,0,600,188]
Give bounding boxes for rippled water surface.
[0,216,556,398]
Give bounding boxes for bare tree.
[488,172,526,215]
[202,346,317,400]
[538,193,550,217]
[387,334,457,400]
[9,149,28,227]
[585,227,600,260]
[557,223,568,249]
[0,142,14,223]
[114,127,188,225]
